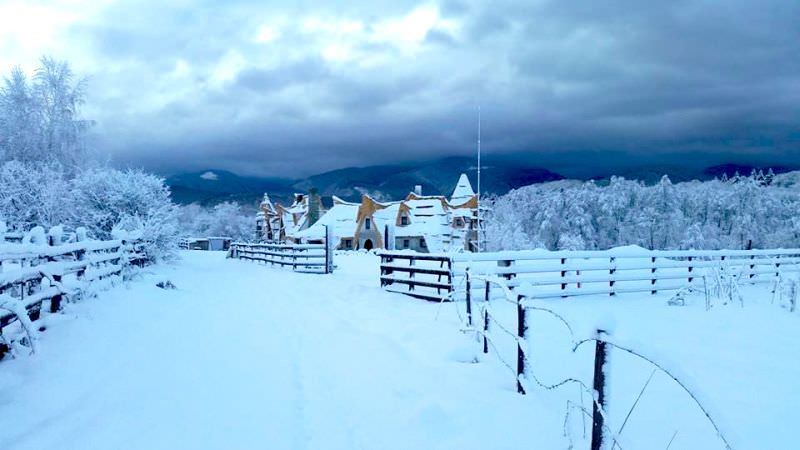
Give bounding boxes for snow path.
[0,252,544,450]
[3,251,799,449]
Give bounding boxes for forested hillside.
[485,171,800,251]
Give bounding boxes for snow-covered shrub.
[772,274,799,313]
[71,168,179,261]
[0,161,73,230]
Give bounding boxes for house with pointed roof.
[255,192,325,242]
[292,196,360,249]
[258,173,480,252]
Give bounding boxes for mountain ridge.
[165,157,797,207]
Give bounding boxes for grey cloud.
[44,0,799,178]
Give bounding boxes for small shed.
[207,237,232,251]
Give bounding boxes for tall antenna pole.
[477,106,481,204]
[476,106,482,252]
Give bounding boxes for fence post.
[651,256,657,295]
[516,294,527,395]
[447,258,454,298]
[609,256,616,296]
[483,280,489,354]
[50,274,62,313]
[465,268,472,327]
[76,248,86,280]
[688,256,694,284]
[325,225,334,274]
[560,257,567,291]
[749,254,755,281]
[591,329,609,450]
[498,259,513,281]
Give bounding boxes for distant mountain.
[166,170,294,206]
[165,157,564,206]
[165,159,798,207]
[295,156,564,202]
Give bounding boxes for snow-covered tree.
[0,57,92,170]
[485,172,800,251]
[178,202,255,243]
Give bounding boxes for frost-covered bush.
[71,168,179,261]
[0,161,73,230]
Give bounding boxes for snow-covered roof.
[260,193,277,213]
[396,198,452,252]
[293,197,359,241]
[371,202,401,232]
[450,173,475,204]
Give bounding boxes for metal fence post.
[591,329,609,450]
[609,256,616,296]
[483,280,490,354]
[650,256,657,295]
[516,294,527,395]
[325,225,334,274]
[465,268,472,327]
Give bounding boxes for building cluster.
[255,174,480,253]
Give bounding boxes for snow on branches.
[485,173,800,252]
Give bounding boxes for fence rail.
[230,229,334,274]
[378,252,453,301]
[0,237,148,358]
[379,248,800,301]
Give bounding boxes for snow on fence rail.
[0,237,148,359]
[378,247,800,302]
[229,227,334,274]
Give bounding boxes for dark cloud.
[15,0,796,177]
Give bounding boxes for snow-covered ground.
[0,251,798,449]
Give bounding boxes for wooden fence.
[379,253,453,301]
[379,248,800,301]
[0,238,148,358]
[230,227,334,274]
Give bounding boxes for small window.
[420,238,426,248]
[454,217,464,227]
[403,239,410,248]
[400,216,409,226]
[365,218,371,230]
[344,239,353,249]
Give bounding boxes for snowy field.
[0,251,798,449]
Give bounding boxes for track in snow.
[0,251,541,450]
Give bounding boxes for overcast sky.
[1,0,798,177]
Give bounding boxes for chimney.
[414,185,422,196]
[308,188,321,225]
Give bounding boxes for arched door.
[363,239,374,250]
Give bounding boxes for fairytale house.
[255,191,325,242]
[291,196,360,249]
[259,173,480,252]
[343,173,478,252]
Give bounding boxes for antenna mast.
[476,106,482,252]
